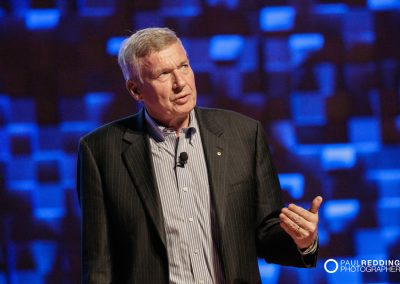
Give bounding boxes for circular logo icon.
[324,259,339,273]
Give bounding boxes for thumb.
[309,196,323,214]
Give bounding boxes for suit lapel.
[121,110,166,247]
[196,108,229,227]
[119,107,230,248]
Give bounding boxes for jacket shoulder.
[196,107,259,129]
[197,107,258,121]
[79,112,142,145]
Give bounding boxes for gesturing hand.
[279,196,323,250]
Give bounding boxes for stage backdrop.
[0,0,399,283]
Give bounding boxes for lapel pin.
[217,151,222,156]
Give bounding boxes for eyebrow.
[151,67,173,77]
[151,60,189,76]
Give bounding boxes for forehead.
[140,42,188,70]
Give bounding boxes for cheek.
[146,86,170,102]
[188,72,196,89]
[188,71,195,82]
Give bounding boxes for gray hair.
[118,27,181,83]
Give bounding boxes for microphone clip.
[177,152,188,168]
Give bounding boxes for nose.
[172,70,186,91]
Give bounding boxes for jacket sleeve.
[77,138,113,283]
[253,121,318,267]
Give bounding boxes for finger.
[280,212,308,237]
[286,203,314,221]
[280,220,302,240]
[310,196,323,214]
[281,208,314,231]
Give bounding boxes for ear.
[126,79,143,101]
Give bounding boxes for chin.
[189,96,197,109]
[187,101,196,112]
[178,106,194,115]
[183,99,196,110]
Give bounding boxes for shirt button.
[182,187,188,192]
[194,249,199,254]
[188,217,193,222]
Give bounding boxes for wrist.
[298,236,318,256]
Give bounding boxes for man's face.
[129,41,197,127]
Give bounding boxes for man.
[78,27,323,283]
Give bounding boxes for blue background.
[0,0,400,283]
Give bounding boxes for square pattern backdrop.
[0,0,399,283]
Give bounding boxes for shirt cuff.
[298,236,318,256]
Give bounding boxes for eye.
[179,63,190,71]
[158,71,170,78]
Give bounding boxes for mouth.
[172,93,190,103]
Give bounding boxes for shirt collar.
[144,108,197,143]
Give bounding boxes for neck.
[147,110,190,135]
[167,115,190,136]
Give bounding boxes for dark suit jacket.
[78,107,317,284]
